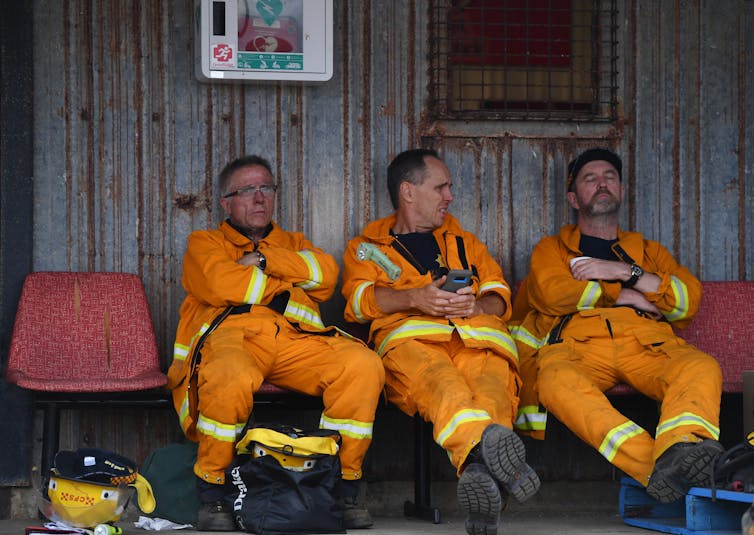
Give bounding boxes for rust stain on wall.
[173,194,204,211]
[360,1,373,228]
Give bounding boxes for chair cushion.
[6,272,166,392]
[676,281,754,393]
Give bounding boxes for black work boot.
[196,501,236,531]
[196,479,236,531]
[646,439,724,503]
[457,462,503,535]
[478,423,541,503]
[339,479,374,529]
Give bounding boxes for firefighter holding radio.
[341,149,540,535]
[167,155,384,531]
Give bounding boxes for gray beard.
[582,196,620,217]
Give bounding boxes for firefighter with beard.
[511,147,723,503]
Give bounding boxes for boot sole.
[684,440,724,486]
[646,440,724,503]
[481,424,541,503]
[457,463,502,535]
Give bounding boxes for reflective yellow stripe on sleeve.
[244,267,267,304]
[350,281,372,324]
[662,275,691,322]
[479,281,508,294]
[173,343,190,362]
[577,281,602,310]
[295,250,323,290]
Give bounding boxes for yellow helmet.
[40,475,132,528]
[235,426,340,472]
[249,443,320,472]
[40,448,155,528]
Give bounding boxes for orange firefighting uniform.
[341,214,520,473]
[510,224,721,486]
[167,220,385,485]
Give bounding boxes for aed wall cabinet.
[195,0,333,82]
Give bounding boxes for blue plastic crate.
[619,477,753,535]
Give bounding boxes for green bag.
[139,442,199,524]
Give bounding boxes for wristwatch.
[623,263,644,288]
[256,251,267,271]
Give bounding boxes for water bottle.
[94,524,122,535]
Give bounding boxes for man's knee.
[345,347,385,389]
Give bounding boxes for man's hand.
[570,257,661,293]
[375,276,504,318]
[439,278,478,318]
[569,257,627,281]
[405,277,466,317]
[239,251,264,268]
[616,288,662,319]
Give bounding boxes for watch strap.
[622,263,642,288]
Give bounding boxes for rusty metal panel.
[628,0,753,281]
[746,1,754,280]
[31,0,754,368]
[25,0,754,484]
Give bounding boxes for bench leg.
[403,415,441,524]
[40,402,60,481]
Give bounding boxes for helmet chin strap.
[131,473,156,514]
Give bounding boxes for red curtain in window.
[450,0,572,67]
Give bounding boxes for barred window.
[429,0,620,121]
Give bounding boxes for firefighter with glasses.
[167,155,384,531]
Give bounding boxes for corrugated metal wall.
[6,0,749,499]
[32,1,753,365]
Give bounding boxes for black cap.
[53,448,138,485]
[566,148,622,191]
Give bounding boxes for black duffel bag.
[226,422,345,535]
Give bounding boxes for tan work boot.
[196,500,236,531]
[339,479,374,529]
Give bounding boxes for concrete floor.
[4,513,650,535]
[4,481,660,535]
[10,479,733,535]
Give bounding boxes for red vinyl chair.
[6,272,168,475]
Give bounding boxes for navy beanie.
[566,148,622,191]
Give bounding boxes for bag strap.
[188,302,264,372]
[710,432,754,497]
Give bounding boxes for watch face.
[631,264,643,277]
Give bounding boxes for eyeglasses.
[223,184,277,199]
